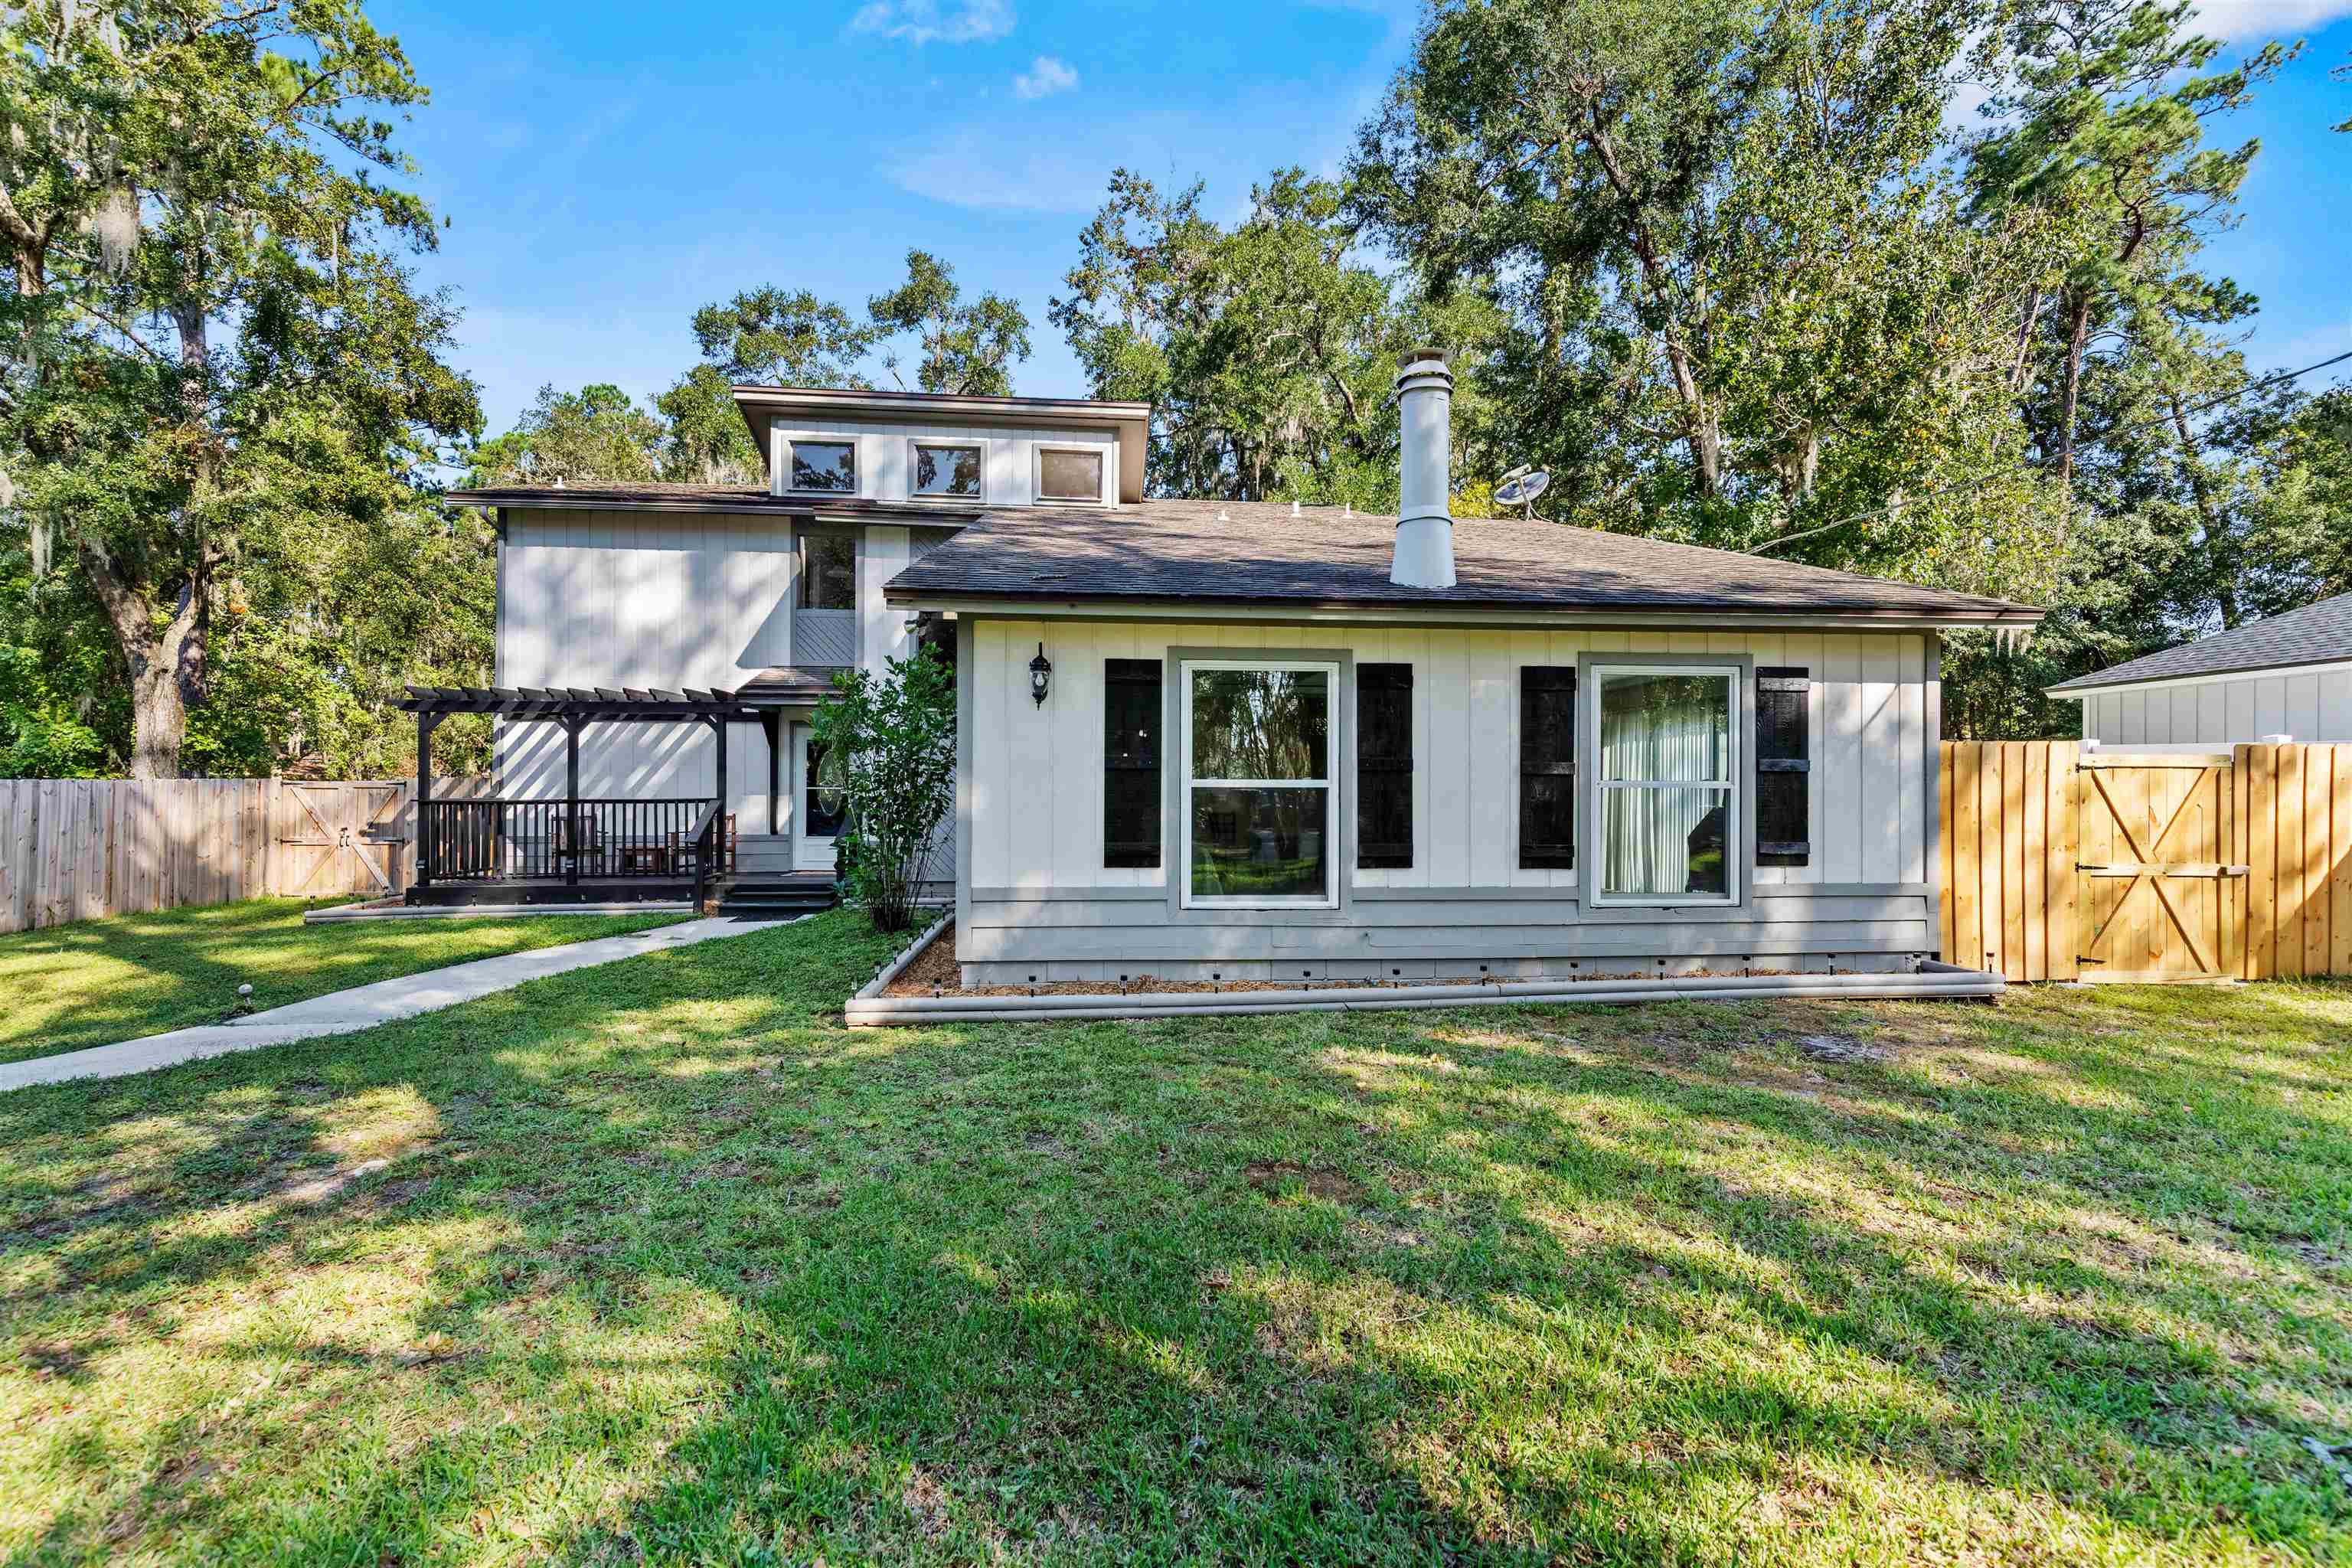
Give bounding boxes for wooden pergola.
[397,684,807,899]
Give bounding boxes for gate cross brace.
[2079,766,2220,975]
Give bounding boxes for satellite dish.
[1494,468,1550,515]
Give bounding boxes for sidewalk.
[0,913,799,1093]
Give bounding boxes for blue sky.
[372,0,2352,438]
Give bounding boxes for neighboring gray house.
[2047,592,2352,748]
[423,355,2043,980]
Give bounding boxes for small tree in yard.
[811,644,954,933]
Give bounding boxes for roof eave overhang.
[883,589,2044,632]
[452,492,984,525]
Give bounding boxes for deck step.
[710,874,839,916]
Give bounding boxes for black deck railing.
[420,798,720,884]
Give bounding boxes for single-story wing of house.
[2046,591,2352,748]
[423,350,2043,985]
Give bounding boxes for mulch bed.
[882,923,1847,1000]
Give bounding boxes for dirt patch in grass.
[1246,1160,1366,1205]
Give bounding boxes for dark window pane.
[1520,667,1575,868]
[1189,668,1328,781]
[1601,786,1730,898]
[790,441,857,493]
[914,445,982,498]
[798,534,856,609]
[1038,448,1102,501]
[1357,663,1413,868]
[1104,658,1161,868]
[804,742,848,838]
[1189,786,1328,900]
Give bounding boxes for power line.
[1745,347,2352,557]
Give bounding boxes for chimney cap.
[1396,345,1452,371]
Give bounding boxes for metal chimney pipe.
[1390,347,1455,590]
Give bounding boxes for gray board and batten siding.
[952,615,1943,985]
[2073,668,2352,747]
[491,505,932,838]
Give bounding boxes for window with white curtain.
[1179,660,1338,908]
[1589,665,1739,906]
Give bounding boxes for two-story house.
[411,356,2042,990]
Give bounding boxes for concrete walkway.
[0,914,800,1093]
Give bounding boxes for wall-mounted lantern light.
[1029,642,1053,707]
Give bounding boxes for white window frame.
[907,439,986,503]
[1178,657,1340,910]
[1586,662,1741,909]
[1033,443,1106,505]
[782,436,859,498]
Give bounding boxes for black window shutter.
[1756,666,1811,864]
[1104,659,1161,868]
[1519,667,1576,869]
[1357,664,1413,868]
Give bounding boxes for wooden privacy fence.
[1941,741,2352,983]
[0,777,487,936]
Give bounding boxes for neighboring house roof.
[883,499,2043,626]
[2045,592,2352,696]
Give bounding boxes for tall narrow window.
[1180,660,1337,908]
[1756,666,1811,864]
[794,533,859,667]
[1590,666,1739,906]
[788,439,857,494]
[1357,664,1413,868]
[1104,659,1162,868]
[1519,668,1576,869]
[798,534,856,609]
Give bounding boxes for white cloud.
[2193,0,2352,38]
[1012,54,1078,100]
[848,0,1013,44]
[887,132,1103,212]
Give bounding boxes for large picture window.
[1589,666,1739,906]
[1179,660,1337,908]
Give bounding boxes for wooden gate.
[1942,741,2352,983]
[2073,752,2242,983]
[276,782,410,899]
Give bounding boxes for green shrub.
[811,645,954,934]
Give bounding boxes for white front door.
[792,723,841,873]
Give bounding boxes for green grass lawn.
[0,898,688,1065]
[1,912,2347,1564]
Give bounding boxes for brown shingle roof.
[884,499,2042,624]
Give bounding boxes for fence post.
[2050,740,2080,982]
